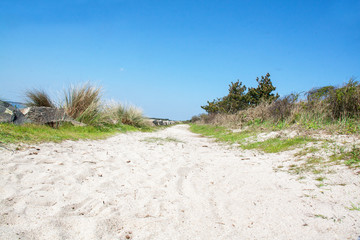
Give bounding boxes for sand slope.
[0,124,359,239]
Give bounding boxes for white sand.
[0,124,359,239]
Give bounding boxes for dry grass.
[64,83,102,124]
[101,101,148,128]
[25,89,55,108]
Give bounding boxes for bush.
[25,89,55,107]
[328,80,360,119]
[268,94,299,123]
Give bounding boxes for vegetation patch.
[189,124,253,144]
[330,145,360,169]
[141,137,183,144]
[0,123,139,144]
[242,136,315,153]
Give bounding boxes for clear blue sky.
[1,0,359,120]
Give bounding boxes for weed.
[345,146,360,167]
[347,202,360,211]
[315,176,325,182]
[314,214,328,219]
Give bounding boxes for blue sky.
[1,0,359,120]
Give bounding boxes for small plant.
[345,146,360,167]
[25,89,55,107]
[314,214,328,219]
[315,176,325,182]
[347,202,360,211]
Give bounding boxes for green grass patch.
[189,124,253,144]
[0,123,141,144]
[242,136,315,153]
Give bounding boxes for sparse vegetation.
[242,136,315,153]
[191,76,360,174]
[141,137,183,144]
[347,202,360,211]
[190,124,315,153]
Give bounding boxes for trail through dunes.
[0,124,359,239]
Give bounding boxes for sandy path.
[0,124,359,239]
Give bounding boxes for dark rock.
[0,100,29,125]
[23,107,86,126]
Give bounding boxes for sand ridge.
[0,124,359,239]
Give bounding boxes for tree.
[247,73,279,106]
[201,80,248,114]
[201,73,279,114]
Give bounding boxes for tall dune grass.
[101,101,148,127]
[25,89,55,108]
[64,83,102,125]
[22,83,148,128]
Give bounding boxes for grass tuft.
[101,102,149,128]
[25,89,55,108]
[64,83,102,124]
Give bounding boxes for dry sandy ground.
[0,124,359,240]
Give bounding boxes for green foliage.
[201,73,278,114]
[247,73,279,106]
[25,89,55,108]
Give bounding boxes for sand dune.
[0,124,359,239]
